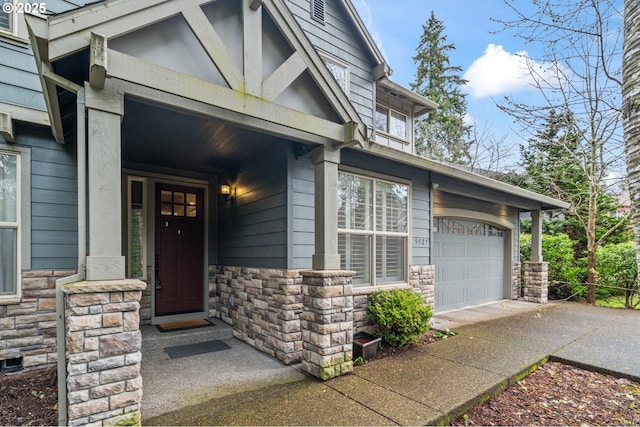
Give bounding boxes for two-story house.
[0,0,567,424]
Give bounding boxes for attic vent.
[312,0,325,24]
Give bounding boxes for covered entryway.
[433,218,505,311]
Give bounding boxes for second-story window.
[321,55,349,96]
[376,106,407,140]
[0,1,14,34]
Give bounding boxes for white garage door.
[433,219,505,312]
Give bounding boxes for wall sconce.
[220,183,233,202]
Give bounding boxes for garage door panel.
[437,264,465,281]
[442,242,466,257]
[437,287,465,308]
[467,264,487,278]
[466,286,487,302]
[467,243,488,257]
[434,219,505,312]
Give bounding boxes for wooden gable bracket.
[334,121,364,150]
[90,32,108,89]
[0,113,14,143]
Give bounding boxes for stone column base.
[63,279,145,426]
[523,262,548,304]
[301,270,354,380]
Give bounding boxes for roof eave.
[361,143,570,210]
[377,77,438,115]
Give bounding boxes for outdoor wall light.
[220,183,233,201]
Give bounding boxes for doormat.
[156,318,215,333]
[164,340,231,359]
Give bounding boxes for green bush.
[520,233,587,299]
[596,242,638,303]
[367,289,432,347]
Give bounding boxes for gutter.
[54,87,86,426]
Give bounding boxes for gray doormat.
[164,340,231,359]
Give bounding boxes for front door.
[155,183,205,316]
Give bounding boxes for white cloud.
[464,44,554,99]
[352,0,388,61]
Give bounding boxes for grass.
[596,295,640,310]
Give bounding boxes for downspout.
[55,87,86,426]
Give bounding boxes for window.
[375,106,407,140]
[442,219,465,234]
[322,55,349,95]
[0,1,13,34]
[128,178,147,279]
[338,172,408,286]
[0,151,19,297]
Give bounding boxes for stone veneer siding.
[300,270,354,380]
[209,266,303,365]
[523,262,549,304]
[210,265,435,369]
[512,261,522,299]
[63,279,146,426]
[354,265,435,333]
[0,270,75,372]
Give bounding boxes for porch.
[139,321,305,420]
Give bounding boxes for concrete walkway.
[143,301,640,426]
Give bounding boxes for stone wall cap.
[300,270,356,278]
[62,279,146,294]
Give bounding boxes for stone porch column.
[312,146,341,270]
[85,85,125,280]
[301,270,354,380]
[524,262,549,303]
[63,279,146,426]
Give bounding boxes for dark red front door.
[155,184,204,315]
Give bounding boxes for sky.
[351,0,624,170]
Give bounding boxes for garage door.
[433,218,505,312]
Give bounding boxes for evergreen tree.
[520,110,630,285]
[411,11,471,164]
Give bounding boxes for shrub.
[367,289,432,347]
[596,242,638,306]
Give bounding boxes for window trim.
[320,53,350,98]
[338,168,411,288]
[0,143,30,301]
[375,104,409,141]
[0,0,16,36]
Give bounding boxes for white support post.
[85,84,126,280]
[312,146,341,270]
[531,210,543,262]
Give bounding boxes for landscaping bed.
[0,367,58,426]
[451,361,640,426]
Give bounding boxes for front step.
[141,319,233,351]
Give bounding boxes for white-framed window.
[375,105,407,140]
[0,149,20,298]
[321,54,350,96]
[0,0,16,35]
[338,171,409,286]
[127,177,147,279]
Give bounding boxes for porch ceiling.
[121,98,286,173]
